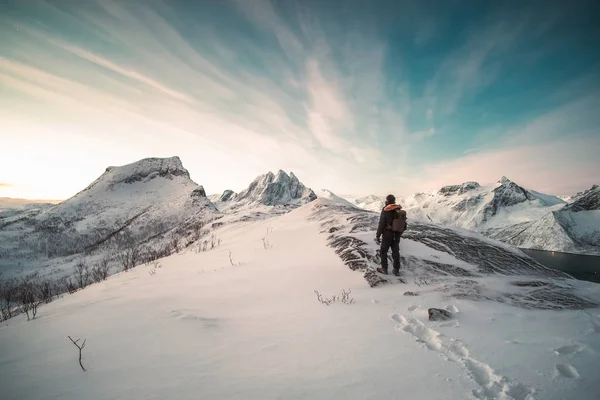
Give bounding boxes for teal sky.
[1,0,599,199]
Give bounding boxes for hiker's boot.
[376,267,388,275]
[392,269,400,276]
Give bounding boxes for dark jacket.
[376,204,406,238]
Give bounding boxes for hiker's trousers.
[380,231,401,270]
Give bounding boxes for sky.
[1,0,599,200]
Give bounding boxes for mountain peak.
[102,156,190,187]
[498,176,512,185]
[236,170,316,206]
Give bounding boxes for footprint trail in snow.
[391,314,536,400]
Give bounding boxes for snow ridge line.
[391,314,537,400]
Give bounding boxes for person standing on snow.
[375,194,407,276]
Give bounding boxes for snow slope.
[347,194,385,212]
[1,200,599,400]
[316,189,359,209]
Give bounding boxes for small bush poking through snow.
[197,234,222,253]
[314,289,355,305]
[67,336,87,371]
[91,257,111,283]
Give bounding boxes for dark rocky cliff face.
[438,181,481,196]
[565,185,600,212]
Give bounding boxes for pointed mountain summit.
[235,170,316,206]
[481,176,539,221]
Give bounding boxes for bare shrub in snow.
[17,274,45,320]
[262,227,273,249]
[74,260,90,289]
[0,276,18,320]
[148,260,161,276]
[314,289,355,305]
[67,336,87,371]
[197,234,221,253]
[58,275,78,294]
[169,232,180,254]
[91,257,111,283]
[118,245,141,272]
[38,278,54,304]
[262,236,272,249]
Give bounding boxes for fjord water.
[521,249,600,283]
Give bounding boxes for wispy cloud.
[0,0,597,198]
[424,6,563,116]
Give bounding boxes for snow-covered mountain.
[399,177,566,230]
[347,177,599,255]
[212,170,316,211]
[0,156,219,276]
[235,170,316,206]
[490,184,600,254]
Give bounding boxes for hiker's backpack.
[391,209,407,234]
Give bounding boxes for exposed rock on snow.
[428,308,452,321]
[438,181,480,196]
[564,184,600,212]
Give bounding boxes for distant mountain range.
[338,178,599,256]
